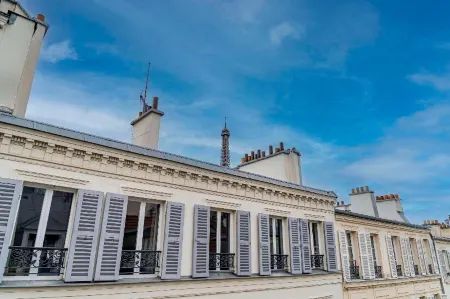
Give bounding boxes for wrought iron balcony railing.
[209,253,235,271]
[350,260,360,280]
[428,264,434,274]
[311,254,325,270]
[414,265,419,276]
[374,265,383,278]
[4,246,67,276]
[271,254,288,270]
[120,250,161,275]
[397,265,403,277]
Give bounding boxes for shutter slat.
[0,179,23,283]
[358,231,370,279]
[237,210,251,276]
[324,222,337,272]
[288,217,302,274]
[386,235,398,278]
[406,238,415,277]
[258,213,271,276]
[400,237,411,277]
[94,193,128,281]
[65,190,104,282]
[161,202,185,279]
[429,239,440,274]
[365,233,375,279]
[338,230,351,282]
[299,219,311,273]
[192,205,209,278]
[416,238,427,275]
[438,250,448,281]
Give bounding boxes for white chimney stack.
[131,96,164,150]
[349,186,379,217]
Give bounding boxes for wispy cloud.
[408,72,450,91]
[41,40,78,63]
[269,22,304,46]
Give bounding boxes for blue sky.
[22,0,450,224]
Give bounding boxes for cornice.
[15,169,89,188]
[121,186,173,200]
[205,198,242,209]
[264,207,291,216]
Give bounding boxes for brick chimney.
[131,96,164,150]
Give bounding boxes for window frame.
[309,221,323,255]
[208,208,235,272]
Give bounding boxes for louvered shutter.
[416,238,427,275]
[192,205,210,278]
[0,179,23,283]
[429,239,440,274]
[365,233,375,279]
[324,222,337,272]
[299,219,312,273]
[358,231,370,279]
[438,250,448,280]
[258,213,271,276]
[441,295,448,299]
[236,210,251,276]
[400,237,411,277]
[65,190,104,282]
[338,230,351,281]
[94,193,128,281]
[288,217,302,274]
[161,202,185,280]
[406,239,415,277]
[422,239,431,275]
[386,235,398,278]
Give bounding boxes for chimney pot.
[37,14,45,22]
[245,153,248,161]
[251,151,255,160]
[138,111,142,117]
[275,148,280,153]
[365,186,369,192]
[395,194,399,198]
[152,97,159,110]
[390,194,394,199]
[241,158,245,163]
[356,187,360,193]
[341,201,344,205]
[257,149,261,158]
[280,142,285,151]
[351,188,355,194]
[269,145,273,155]
[262,151,266,157]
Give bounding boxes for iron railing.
[350,260,360,280]
[374,265,383,278]
[271,254,288,270]
[311,254,325,270]
[428,264,434,274]
[4,246,67,276]
[120,250,161,275]
[414,265,419,276]
[209,253,235,271]
[397,265,403,277]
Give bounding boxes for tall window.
[310,222,320,255]
[209,210,232,271]
[346,232,354,263]
[7,186,74,277]
[120,200,160,275]
[269,217,283,255]
[370,235,378,265]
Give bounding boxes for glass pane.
[312,223,319,254]
[220,212,230,254]
[120,201,140,275]
[347,232,354,262]
[275,218,283,254]
[209,211,217,253]
[140,203,160,274]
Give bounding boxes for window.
[392,236,403,277]
[410,238,420,275]
[346,232,354,263]
[309,221,325,270]
[269,217,287,270]
[6,186,74,277]
[310,222,320,254]
[209,210,233,271]
[120,200,161,276]
[370,235,378,265]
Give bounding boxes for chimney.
[251,151,255,160]
[241,157,245,164]
[269,145,273,155]
[131,96,164,150]
[36,14,46,22]
[349,186,379,217]
[262,151,266,157]
[280,142,285,151]
[257,149,261,159]
[245,153,249,161]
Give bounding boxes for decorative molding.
[205,198,242,209]
[304,213,325,220]
[121,186,173,200]
[310,296,332,299]
[15,169,89,188]
[265,207,291,216]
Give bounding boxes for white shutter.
[386,235,398,278]
[429,239,440,274]
[365,233,375,279]
[338,230,351,281]
[192,205,210,278]
[358,231,370,279]
[258,213,271,276]
[324,222,338,272]
[300,218,312,273]
[94,193,128,281]
[400,237,411,277]
[288,217,302,274]
[0,178,23,283]
[422,239,431,275]
[438,250,448,281]
[406,239,415,277]
[65,190,104,282]
[442,294,448,299]
[161,202,185,280]
[236,210,251,276]
[416,238,427,275]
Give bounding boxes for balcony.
[4,246,67,276]
[414,265,419,276]
[209,253,235,271]
[311,254,325,270]
[350,260,360,280]
[428,264,433,275]
[397,265,403,277]
[374,264,383,278]
[271,254,288,271]
[120,250,161,275]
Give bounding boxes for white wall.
[377,200,407,223]
[349,191,379,217]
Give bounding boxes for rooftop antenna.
[140,62,151,113]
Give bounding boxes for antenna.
[144,62,151,100]
[140,63,151,113]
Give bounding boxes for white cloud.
[85,43,119,56]
[41,40,78,63]
[408,72,450,91]
[269,22,303,46]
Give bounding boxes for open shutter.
[365,233,375,279]
[358,231,370,279]
[299,219,311,273]
[338,230,351,281]
[0,179,23,283]
[161,202,185,280]
[386,235,398,278]
[422,239,431,275]
[400,237,411,277]
[438,250,448,281]
[258,213,271,276]
[65,190,104,282]
[416,238,427,276]
[429,239,440,274]
[406,239,415,277]
[94,193,128,281]
[236,210,251,276]
[324,222,337,272]
[288,217,302,274]
[192,205,209,278]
